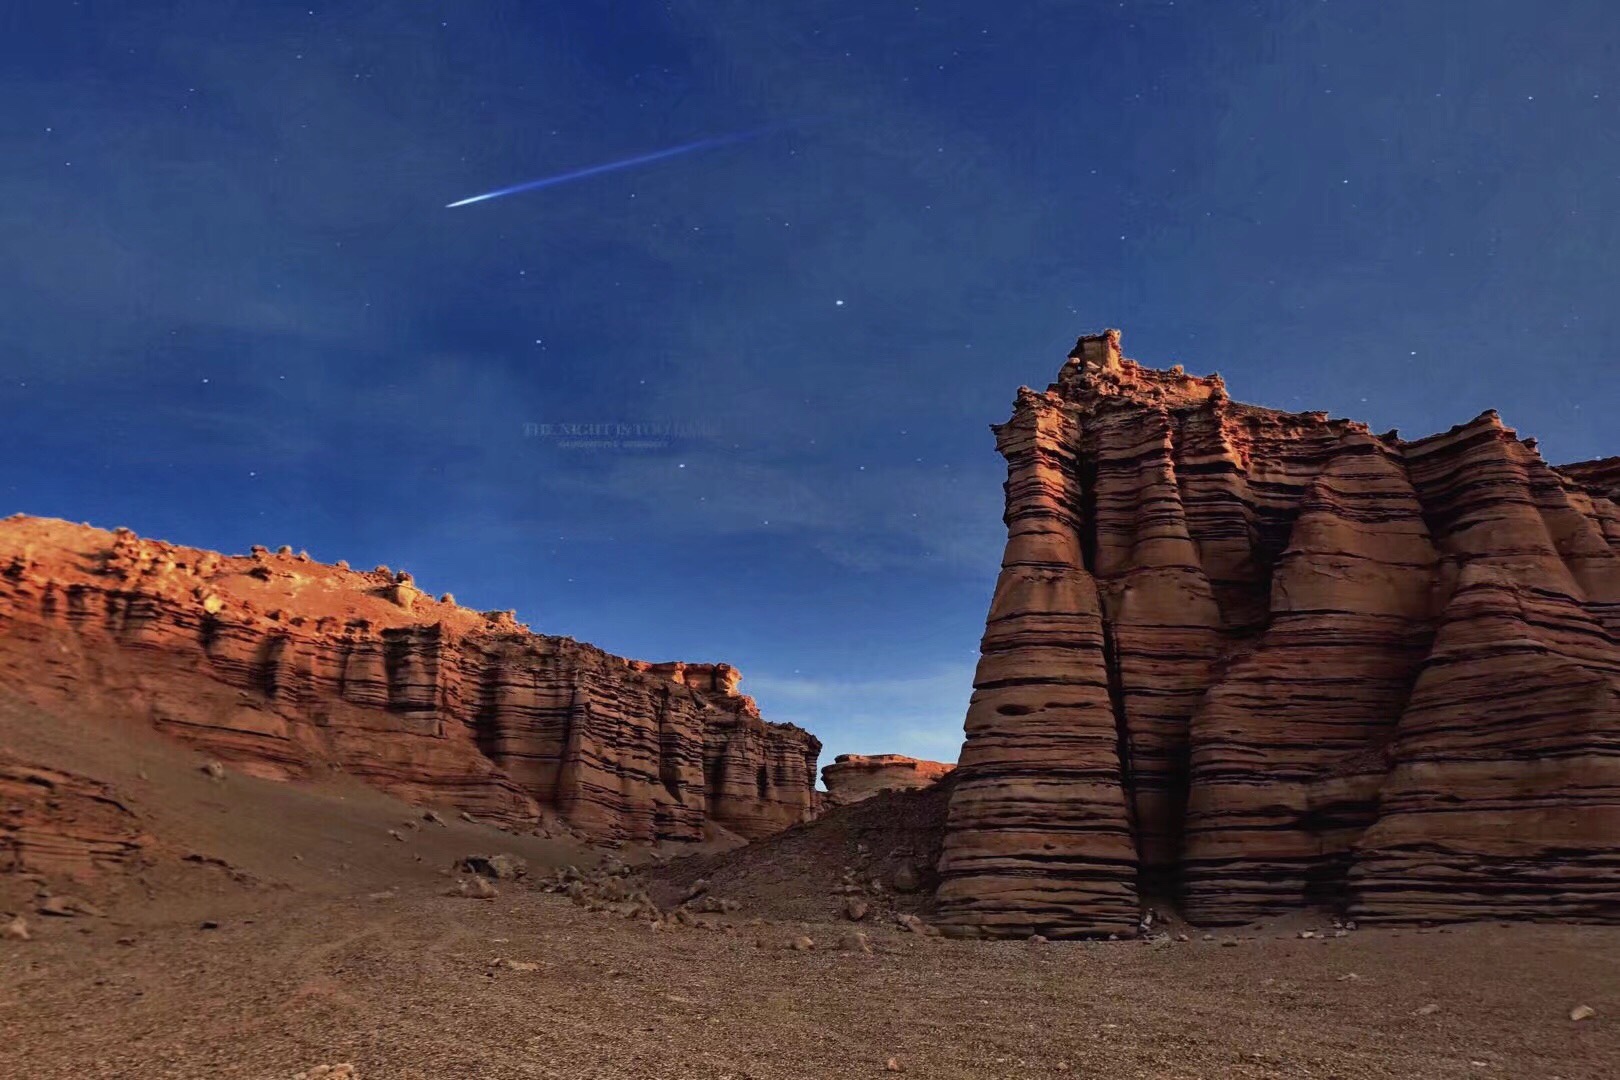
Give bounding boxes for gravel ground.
[3,882,1615,1079]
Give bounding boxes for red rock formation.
[0,754,145,880]
[937,331,1620,937]
[0,518,819,844]
[820,754,954,806]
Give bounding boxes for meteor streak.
[445,126,776,208]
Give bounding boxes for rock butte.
[0,517,820,844]
[819,753,955,807]
[937,330,1620,938]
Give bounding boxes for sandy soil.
[2,696,1616,1079]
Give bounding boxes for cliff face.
[0,518,820,844]
[937,331,1620,937]
[820,754,954,807]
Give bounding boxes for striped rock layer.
[0,518,819,844]
[820,753,955,807]
[936,331,1620,937]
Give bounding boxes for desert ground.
[2,694,1616,1080]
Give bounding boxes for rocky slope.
[0,517,820,845]
[937,330,1620,937]
[819,754,955,807]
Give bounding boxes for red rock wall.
[820,754,954,806]
[0,519,819,844]
[937,331,1620,937]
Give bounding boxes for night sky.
[4,2,1617,767]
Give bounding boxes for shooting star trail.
[445,126,777,208]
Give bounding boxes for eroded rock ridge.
[938,330,1620,937]
[0,518,819,844]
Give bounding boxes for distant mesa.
[0,516,820,845]
[936,330,1620,938]
[820,753,954,807]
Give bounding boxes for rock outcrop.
[820,754,954,807]
[0,754,145,880]
[937,331,1620,937]
[0,518,819,844]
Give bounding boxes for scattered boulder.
[889,859,922,894]
[895,913,938,936]
[423,810,447,827]
[1571,1005,1596,1022]
[885,1057,905,1073]
[3,915,30,940]
[202,760,226,782]
[1415,1003,1441,1016]
[788,935,815,951]
[843,897,870,922]
[451,877,499,900]
[457,854,527,881]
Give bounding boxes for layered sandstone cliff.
[0,518,819,844]
[937,331,1620,937]
[820,754,954,807]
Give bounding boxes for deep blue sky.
[4,2,1617,767]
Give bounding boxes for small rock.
[387,830,406,842]
[844,897,870,922]
[1175,933,1189,943]
[1415,1003,1441,1016]
[460,811,478,824]
[452,877,499,900]
[895,913,928,935]
[494,958,540,972]
[423,810,447,827]
[199,920,220,930]
[3,915,30,940]
[37,895,102,918]
[202,761,226,781]
[294,1066,357,1080]
[1570,1005,1596,1022]
[1220,939,1238,948]
[885,1057,905,1073]
[843,931,874,954]
[788,935,815,951]
[1299,930,1316,939]
[1028,933,1048,944]
[889,860,921,894]
[1337,973,1361,982]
